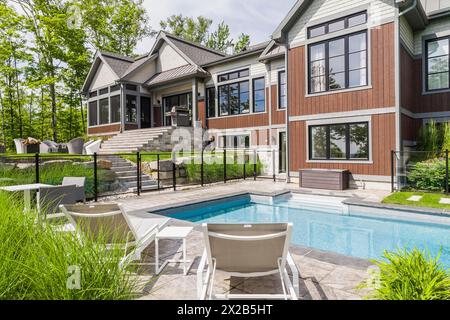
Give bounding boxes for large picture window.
[309,31,368,94]
[309,122,369,161]
[308,11,367,39]
[218,135,250,149]
[278,71,286,109]
[218,81,250,116]
[426,37,450,91]
[206,87,216,118]
[253,77,266,113]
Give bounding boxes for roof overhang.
[271,0,313,43]
[398,0,428,31]
[81,51,121,94]
[201,48,266,68]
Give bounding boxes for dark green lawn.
[383,192,450,210]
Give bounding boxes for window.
[309,31,367,93]
[218,69,249,83]
[218,81,250,116]
[88,101,98,126]
[278,71,287,109]
[110,84,121,92]
[110,95,121,123]
[126,95,137,123]
[206,87,216,118]
[309,122,369,161]
[253,77,266,113]
[308,11,367,39]
[99,98,109,125]
[426,37,450,91]
[89,91,97,98]
[126,84,137,91]
[219,135,250,149]
[99,88,108,96]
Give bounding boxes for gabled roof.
[164,33,227,66]
[271,0,313,41]
[201,41,270,67]
[259,40,286,62]
[144,64,208,88]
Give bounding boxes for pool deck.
[102,181,386,300]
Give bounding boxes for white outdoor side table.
[155,226,194,276]
[0,183,52,211]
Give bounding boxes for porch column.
[192,78,198,128]
[120,84,126,132]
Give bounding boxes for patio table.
[155,226,194,276]
[0,183,53,211]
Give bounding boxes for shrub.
[0,193,137,300]
[441,123,450,153]
[407,159,446,192]
[417,120,442,154]
[360,248,450,300]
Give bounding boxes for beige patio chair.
[197,223,299,300]
[62,177,86,202]
[60,203,170,267]
[67,137,84,154]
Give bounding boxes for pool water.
[165,195,450,267]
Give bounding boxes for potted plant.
[23,137,41,154]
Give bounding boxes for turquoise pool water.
[164,195,450,267]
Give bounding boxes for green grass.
[0,162,117,199]
[383,192,450,210]
[0,193,137,300]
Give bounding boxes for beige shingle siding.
[400,16,415,54]
[90,62,118,90]
[420,0,450,15]
[287,0,396,47]
[269,58,285,85]
[413,16,450,54]
[156,42,189,73]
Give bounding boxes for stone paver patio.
[100,181,385,300]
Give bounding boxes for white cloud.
[136,0,297,54]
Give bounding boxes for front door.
[279,132,287,173]
[140,97,151,128]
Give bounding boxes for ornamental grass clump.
[0,192,137,300]
[360,248,450,300]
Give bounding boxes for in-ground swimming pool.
[158,193,450,267]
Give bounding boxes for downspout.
[394,0,417,189]
[284,34,291,184]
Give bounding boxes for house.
[81,0,450,190]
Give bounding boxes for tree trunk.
[49,81,57,142]
[79,93,85,134]
[0,89,7,148]
[13,50,23,138]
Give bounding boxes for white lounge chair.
[84,140,102,155]
[60,203,170,267]
[197,223,300,300]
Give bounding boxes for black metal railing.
[0,148,280,201]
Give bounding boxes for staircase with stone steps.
[98,127,174,154]
[100,155,158,192]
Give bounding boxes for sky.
[136,0,297,54]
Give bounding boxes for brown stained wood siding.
[401,46,450,114]
[198,100,207,128]
[290,113,396,176]
[288,23,396,117]
[207,113,269,130]
[271,85,286,125]
[401,114,421,142]
[88,124,121,135]
[154,106,162,127]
